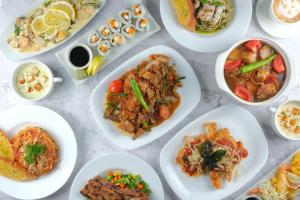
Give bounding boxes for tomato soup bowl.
[215,37,296,106]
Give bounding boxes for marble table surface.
[0,0,300,199]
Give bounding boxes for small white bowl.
[11,60,63,102]
[269,99,300,140]
[215,36,297,106]
[66,43,93,70]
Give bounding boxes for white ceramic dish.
[160,0,252,53]
[256,0,300,38]
[215,36,297,106]
[56,0,161,86]
[90,45,201,150]
[0,0,106,61]
[160,104,268,200]
[0,105,77,200]
[11,60,63,102]
[237,148,300,200]
[69,153,164,200]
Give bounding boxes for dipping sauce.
[15,63,51,99]
[276,101,300,136]
[69,46,90,67]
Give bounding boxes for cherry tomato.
[109,80,123,93]
[265,73,281,89]
[224,59,242,71]
[159,105,171,120]
[234,86,254,102]
[272,54,285,73]
[217,139,233,147]
[239,149,248,158]
[244,40,262,52]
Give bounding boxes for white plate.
[160,0,252,53]
[256,0,300,38]
[90,45,201,149]
[56,0,161,86]
[160,104,268,200]
[0,105,77,200]
[0,0,106,61]
[69,153,164,200]
[237,148,300,199]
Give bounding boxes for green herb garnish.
[24,144,45,164]
[202,150,226,172]
[240,54,276,73]
[14,25,21,36]
[130,79,149,111]
[110,93,128,97]
[107,102,120,111]
[212,1,224,6]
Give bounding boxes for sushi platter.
[56,0,161,85]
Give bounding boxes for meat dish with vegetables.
[80,170,150,200]
[176,122,248,189]
[224,39,286,102]
[104,54,183,139]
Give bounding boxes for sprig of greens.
[198,0,224,6]
[14,25,21,36]
[24,144,45,165]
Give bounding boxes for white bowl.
[215,36,297,106]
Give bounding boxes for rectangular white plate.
[90,45,201,150]
[160,104,269,200]
[0,0,106,61]
[237,148,300,200]
[56,0,161,86]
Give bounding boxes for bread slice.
[0,158,36,181]
[170,0,197,32]
[0,130,14,161]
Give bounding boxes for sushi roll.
[118,9,132,25]
[98,25,111,40]
[135,17,149,32]
[107,18,122,33]
[88,31,101,46]
[110,33,126,47]
[131,4,145,18]
[121,24,136,38]
[97,40,110,56]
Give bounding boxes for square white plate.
[160,104,268,200]
[90,45,201,150]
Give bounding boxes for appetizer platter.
[90,45,201,149]
[0,105,77,200]
[0,0,107,60]
[160,104,268,200]
[238,149,300,200]
[69,153,164,200]
[160,0,253,52]
[56,0,161,85]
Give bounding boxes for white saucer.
[256,0,300,38]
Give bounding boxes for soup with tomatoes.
[224,39,286,102]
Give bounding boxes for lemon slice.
[287,172,300,185]
[31,16,48,34]
[42,9,70,28]
[48,1,75,21]
[44,28,58,40]
[86,56,104,76]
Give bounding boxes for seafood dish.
[132,4,146,18]
[224,39,286,102]
[88,31,101,46]
[80,170,150,200]
[7,0,102,53]
[171,0,233,33]
[0,127,59,180]
[176,122,248,189]
[103,54,184,139]
[119,9,132,25]
[243,151,300,200]
[110,33,126,47]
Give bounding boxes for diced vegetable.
[244,40,262,52]
[130,79,149,111]
[240,54,276,73]
[234,86,253,102]
[109,80,124,93]
[265,73,281,89]
[224,59,242,71]
[272,54,285,73]
[159,105,171,120]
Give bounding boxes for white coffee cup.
[269,99,300,140]
[67,43,93,70]
[270,0,300,25]
[11,60,63,102]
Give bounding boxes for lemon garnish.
[42,9,70,28]
[31,16,49,34]
[48,1,75,21]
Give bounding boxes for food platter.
[0,0,107,61]
[0,105,77,200]
[160,104,268,200]
[90,45,201,149]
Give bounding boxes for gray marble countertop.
[0,0,300,199]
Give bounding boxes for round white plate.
[160,105,268,200]
[160,0,252,53]
[256,0,300,38]
[69,153,164,200]
[0,105,77,200]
